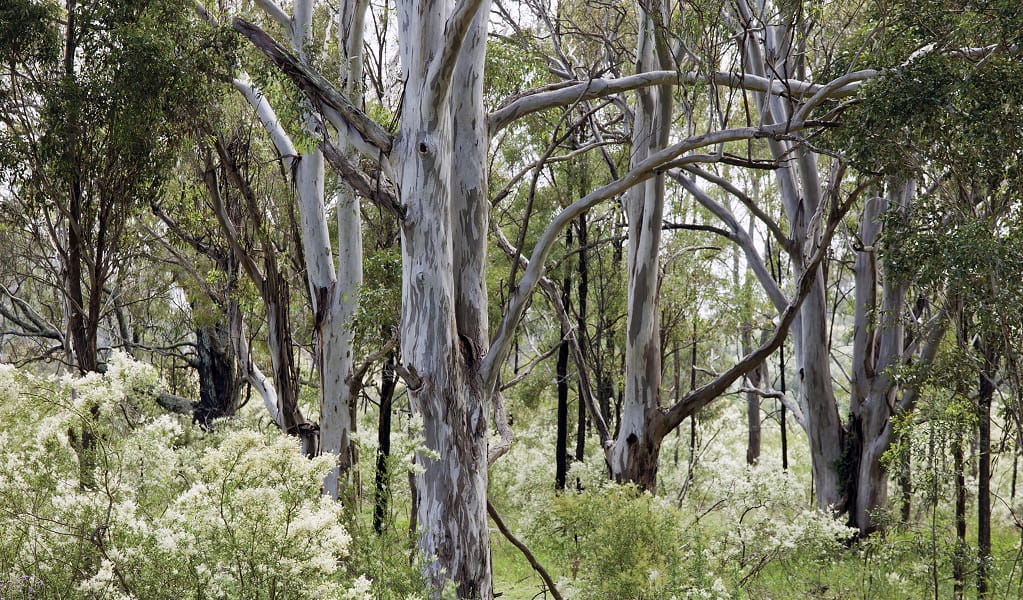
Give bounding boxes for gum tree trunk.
[193,318,240,427]
[734,0,845,511]
[395,1,492,595]
[609,0,674,491]
[847,184,908,530]
[309,0,367,499]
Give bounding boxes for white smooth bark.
[733,0,847,511]
[232,77,299,168]
[609,0,674,490]
[848,180,913,530]
[230,302,281,427]
[394,1,492,596]
[488,70,867,134]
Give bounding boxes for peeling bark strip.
[233,19,392,154]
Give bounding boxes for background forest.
[1,0,1022,598]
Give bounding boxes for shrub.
[0,354,370,600]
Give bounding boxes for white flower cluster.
[0,357,367,600]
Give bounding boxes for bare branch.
[487,500,565,600]
[253,0,292,31]
[233,76,299,169]
[671,173,789,313]
[682,165,790,250]
[482,120,821,397]
[488,71,859,133]
[488,390,513,465]
[233,19,393,156]
[319,139,403,218]
[661,183,858,430]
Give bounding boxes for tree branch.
[682,165,790,250]
[671,173,789,313]
[487,500,565,600]
[319,139,403,218]
[482,120,821,397]
[253,0,292,31]
[661,182,857,431]
[233,76,299,169]
[488,71,861,133]
[233,19,393,156]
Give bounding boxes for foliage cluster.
[0,354,395,600]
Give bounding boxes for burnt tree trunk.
[193,318,241,428]
[977,343,996,599]
[374,347,397,534]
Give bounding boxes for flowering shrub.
[0,355,368,600]
[492,402,855,599]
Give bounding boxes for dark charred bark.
[193,320,240,428]
[556,328,570,490]
[898,434,912,523]
[573,196,589,468]
[374,347,397,534]
[614,423,665,491]
[555,230,572,491]
[977,344,996,599]
[780,342,788,470]
[742,328,763,465]
[953,431,966,600]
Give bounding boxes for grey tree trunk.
[609,0,674,492]
[743,329,763,465]
[395,1,492,595]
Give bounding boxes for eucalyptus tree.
[202,0,375,492]
[839,0,1023,572]
[232,0,883,594]
[0,0,229,374]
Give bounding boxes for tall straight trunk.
[62,5,100,375]
[742,329,763,465]
[794,228,844,509]
[556,328,570,489]
[953,431,966,599]
[898,436,912,522]
[735,0,845,511]
[264,263,315,454]
[555,251,571,490]
[290,0,367,499]
[780,342,788,470]
[609,0,674,491]
[374,347,397,533]
[977,343,996,599]
[395,1,493,596]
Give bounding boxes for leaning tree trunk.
[609,0,674,492]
